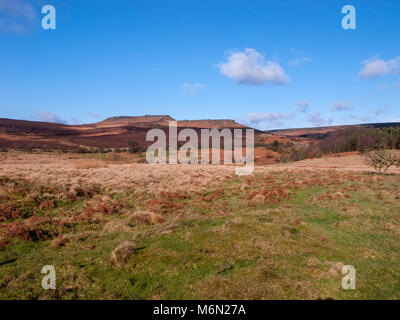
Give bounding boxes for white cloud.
[289,56,311,67]
[33,111,83,125]
[182,83,205,95]
[247,112,293,128]
[0,0,37,33]
[35,110,67,124]
[296,100,309,113]
[308,112,333,127]
[331,101,351,112]
[218,48,290,85]
[359,57,400,78]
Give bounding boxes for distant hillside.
[178,119,247,129]
[93,115,175,128]
[2,116,398,158]
[0,116,252,151]
[268,122,400,140]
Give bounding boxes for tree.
[271,140,280,152]
[349,135,358,151]
[363,149,400,174]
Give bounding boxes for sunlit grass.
[0,168,399,299]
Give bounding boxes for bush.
[77,148,88,154]
[266,140,280,152]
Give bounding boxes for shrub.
[128,140,142,154]
[77,148,88,154]
[266,140,280,152]
[2,216,63,242]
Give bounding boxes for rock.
[111,241,137,267]
[103,220,131,233]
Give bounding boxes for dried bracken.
[52,235,69,248]
[130,211,165,225]
[0,203,24,222]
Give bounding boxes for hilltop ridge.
[0,116,249,150]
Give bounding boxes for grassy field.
[0,152,400,299]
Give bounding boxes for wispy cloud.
[359,57,400,78]
[217,48,290,85]
[359,116,372,123]
[308,111,332,127]
[182,83,206,95]
[34,110,67,124]
[296,100,309,113]
[374,106,388,116]
[331,101,351,112]
[0,0,37,33]
[69,117,82,125]
[32,111,83,125]
[377,84,389,91]
[247,112,293,128]
[289,56,311,67]
[86,112,100,119]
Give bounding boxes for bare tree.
[363,149,400,174]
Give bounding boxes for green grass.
[0,171,400,299]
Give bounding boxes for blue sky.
[0,0,399,129]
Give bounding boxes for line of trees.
[315,127,400,154]
[276,126,400,162]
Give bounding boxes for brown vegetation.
[74,160,107,169]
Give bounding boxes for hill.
[0,116,253,151]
